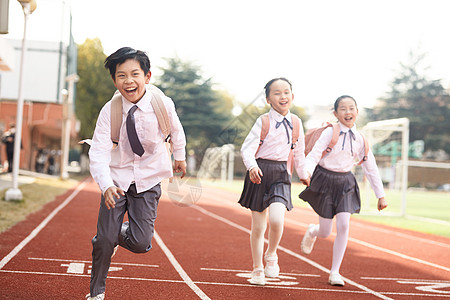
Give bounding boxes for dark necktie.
[126,105,145,157]
[340,129,356,155]
[276,117,293,144]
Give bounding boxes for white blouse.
[305,123,385,198]
[241,108,307,179]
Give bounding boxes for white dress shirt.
[305,123,385,198]
[241,108,307,179]
[89,87,186,194]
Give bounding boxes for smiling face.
[333,97,359,128]
[266,79,293,116]
[113,58,151,104]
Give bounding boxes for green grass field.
[204,179,450,238]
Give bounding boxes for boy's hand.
[249,167,263,184]
[174,160,187,178]
[377,197,388,211]
[103,186,125,210]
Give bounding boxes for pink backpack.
[304,122,369,165]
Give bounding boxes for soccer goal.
[197,144,235,182]
[360,118,409,216]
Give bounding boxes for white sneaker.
[328,272,345,286]
[249,268,265,285]
[86,293,105,300]
[264,254,280,278]
[301,224,317,255]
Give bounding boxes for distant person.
[1,124,17,173]
[299,95,388,286]
[47,151,55,175]
[239,78,308,285]
[35,148,46,173]
[86,47,187,300]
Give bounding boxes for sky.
[4,0,450,111]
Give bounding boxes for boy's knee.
[133,240,152,253]
[92,235,115,250]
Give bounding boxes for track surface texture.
[0,177,449,299]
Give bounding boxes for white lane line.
[351,221,450,249]
[28,257,158,268]
[200,267,320,277]
[192,205,393,300]
[286,217,450,273]
[361,277,450,283]
[153,231,210,300]
[3,270,448,298]
[0,178,89,270]
[348,238,450,273]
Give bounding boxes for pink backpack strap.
[291,115,300,147]
[256,113,270,154]
[357,133,370,165]
[287,115,301,175]
[321,123,340,158]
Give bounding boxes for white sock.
[266,202,286,256]
[331,212,351,273]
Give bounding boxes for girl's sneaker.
[328,272,345,286]
[301,224,317,254]
[264,254,280,277]
[249,268,265,285]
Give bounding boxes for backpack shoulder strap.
[357,132,370,165]
[327,123,341,151]
[148,84,171,141]
[259,113,270,145]
[110,91,123,145]
[319,122,340,157]
[291,115,300,147]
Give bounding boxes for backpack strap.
[255,113,270,155]
[357,133,370,165]
[287,115,301,175]
[321,123,340,158]
[110,91,123,146]
[148,84,171,143]
[290,115,300,149]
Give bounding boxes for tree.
[154,57,233,152]
[75,38,115,151]
[367,50,450,154]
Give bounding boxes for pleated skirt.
[238,159,292,212]
[299,165,360,219]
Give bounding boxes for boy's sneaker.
[264,254,280,278]
[249,268,265,285]
[328,272,345,286]
[301,224,317,255]
[86,293,105,300]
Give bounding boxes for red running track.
[0,177,449,299]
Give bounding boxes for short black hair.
[333,95,357,111]
[264,77,292,98]
[104,47,151,78]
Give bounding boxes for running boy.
[299,95,387,286]
[86,47,187,299]
[239,78,308,285]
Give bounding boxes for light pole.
[60,73,79,180]
[5,0,36,201]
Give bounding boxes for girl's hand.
[103,186,125,210]
[300,176,311,186]
[377,197,388,211]
[249,167,263,184]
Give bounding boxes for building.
[0,36,78,174]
